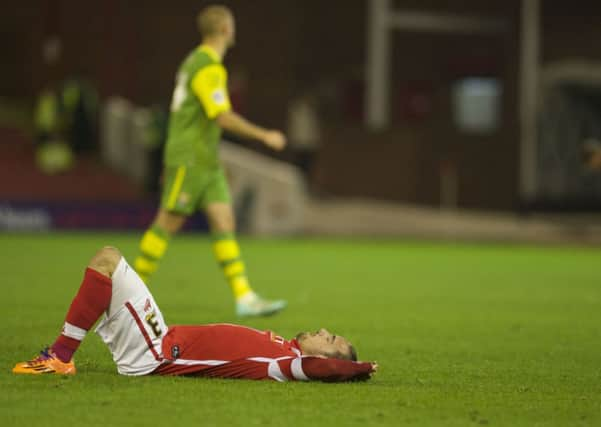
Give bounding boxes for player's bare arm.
[216,110,287,151]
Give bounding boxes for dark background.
[3,0,601,210]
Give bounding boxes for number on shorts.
[145,312,162,338]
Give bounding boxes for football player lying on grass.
[13,246,377,382]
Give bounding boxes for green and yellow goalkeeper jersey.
[164,45,232,168]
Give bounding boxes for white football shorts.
[94,257,168,376]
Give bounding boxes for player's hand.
[262,130,287,151]
[349,361,378,382]
[369,362,378,377]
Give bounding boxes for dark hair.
[328,344,358,361]
[348,345,358,362]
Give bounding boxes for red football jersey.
[154,323,373,382]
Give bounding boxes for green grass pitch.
[1,233,600,426]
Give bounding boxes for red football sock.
[51,335,80,363]
[51,268,112,362]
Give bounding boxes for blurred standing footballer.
[134,5,287,317]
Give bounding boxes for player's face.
[296,328,353,359]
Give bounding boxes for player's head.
[296,328,358,361]
[197,5,235,47]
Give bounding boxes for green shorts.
[160,165,231,215]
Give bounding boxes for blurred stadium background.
[2,0,601,240]
[4,2,601,426]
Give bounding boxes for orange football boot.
[13,347,76,375]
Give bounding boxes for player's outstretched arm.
[216,110,286,151]
[180,357,377,382]
[300,357,378,382]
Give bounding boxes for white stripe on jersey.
[62,322,87,340]
[290,357,309,381]
[170,359,229,366]
[247,356,294,382]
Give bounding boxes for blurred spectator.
[287,93,321,176]
[34,36,98,174]
[35,36,72,174]
[142,105,168,194]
